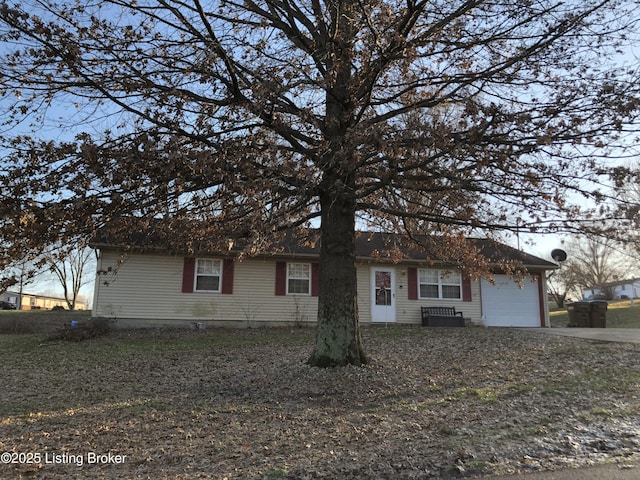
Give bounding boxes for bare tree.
[547,265,582,308]
[563,236,632,300]
[1,256,43,310]
[1,0,640,365]
[44,246,95,310]
[615,160,640,269]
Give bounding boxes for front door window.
[375,271,392,306]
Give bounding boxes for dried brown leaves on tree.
[1,0,640,364]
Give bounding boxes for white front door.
[371,268,396,322]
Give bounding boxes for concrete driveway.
[484,462,639,480]
[530,328,640,344]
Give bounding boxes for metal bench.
[421,306,465,327]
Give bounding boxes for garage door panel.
[481,275,541,327]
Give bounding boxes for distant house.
[0,291,87,310]
[90,227,557,329]
[583,278,640,300]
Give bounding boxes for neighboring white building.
[90,229,557,329]
[583,278,640,300]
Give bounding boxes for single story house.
[90,227,557,328]
[583,278,640,300]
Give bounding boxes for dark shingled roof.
[91,221,557,270]
[275,230,556,269]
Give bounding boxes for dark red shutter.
[221,259,234,294]
[536,274,546,327]
[462,277,472,302]
[311,263,320,297]
[275,261,287,296]
[182,257,195,293]
[407,267,418,300]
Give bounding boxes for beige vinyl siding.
[231,258,318,326]
[404,291,481,324]
[357,265,482,325]
[398,265,481,324]
[94,252,184,323]
[94,250,319,327]
[93,250,482,327]
[356,265,371,323]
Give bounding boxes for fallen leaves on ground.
[0,327,639,479]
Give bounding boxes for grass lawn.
[0,310,92,334]
[550,300,640,328]
[1,326,639,479]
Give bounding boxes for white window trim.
[418,268,462,301]
[194,258,223,293]
[286,262,311,296]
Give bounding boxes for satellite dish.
[551,249,567,263]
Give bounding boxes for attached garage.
[480,275,544,327]
[91,224,558,328]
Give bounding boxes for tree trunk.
[307,0,366,367]
[308,184,368,367]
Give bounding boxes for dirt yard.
[0,326,639,479]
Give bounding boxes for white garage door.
[480,275,541,327]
